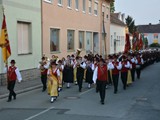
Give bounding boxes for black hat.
[51,61,57,65]
[10,60,16,64]
[113,54,118,59]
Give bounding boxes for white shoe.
[88,84,91,89]
[106,85,109,89]
[58,88,62,92]
[67,83,70,88]
[50,97,55,103]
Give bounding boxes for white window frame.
[82,0,86,13]
[50,28,60,52]
[67,0,72,9]
[89,0,92,14]
[67,30,75,51]
[94,1,98,16]
[17,21,32,55]
[44,0,52,4]
[75,0,79,11]
[58,0,63,7]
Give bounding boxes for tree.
[110,0,115,13]
[125,16,137,34]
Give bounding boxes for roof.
[110,13,126,27]
[137,24,160,33]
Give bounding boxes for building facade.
[137,24,160,45]
[0,0,42,84]
[110,13,126,54]
[42,0,111,59]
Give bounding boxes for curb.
[0,85,42,99]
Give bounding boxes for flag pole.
[2,6,9,83]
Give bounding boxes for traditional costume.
[6,60,22,102]
[47,62,60,103]
[93,59,108,104]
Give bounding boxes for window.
[89,0,92,14]
[94,2,98,16]
[44,0,52,3]
[86,32,92,53]
[82,0,86,12]
[50,28,60,52]
[75,0,79,10]
[17,21,32,54]
[102,4,105,13]
[67,0,72,8]
[67,30,74,50]
[154,33,158,39]
[58,0,63,6]
[111,35,113,46]
[79,31,85,49]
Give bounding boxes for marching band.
[37,49,160,104]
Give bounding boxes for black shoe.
[14,94,16,100]
[114,91,117,94]
[101,100,104,105]
[79,89,82,92]
[7,99,11,102]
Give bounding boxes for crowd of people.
[37,48,160,104]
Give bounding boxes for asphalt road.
[0,62,160,120]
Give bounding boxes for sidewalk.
[0,78,42,99]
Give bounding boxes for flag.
[138,34,143,50]
[124,33,131,53]
[0,14,11,63]
[132,32,139,51]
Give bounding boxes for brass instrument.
[76,48,82,57]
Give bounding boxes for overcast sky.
[115,0,160,25]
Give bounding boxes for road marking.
[79,88,94,96]
[24,106,55,120]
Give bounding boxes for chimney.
[121,13,125,23]
[149,23,152,25]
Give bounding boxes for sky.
[115,0,160,25]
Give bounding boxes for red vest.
[121,61,128,73]
[112,61,119,75]
[137,57,142,65]
[130,60,136,68]
[41,69,48,75]
[97,65,108,81]
[8,66,17,81]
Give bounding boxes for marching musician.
[38,57,50,92]
[130,53,136,82]
[85,57,94,89]
[57,60,64,91]
[5,60,22,102]
[63,55,74,88]
[135,53,144,79]
[93,58,108,105]
[120,55,130,90]
[75,56,86,92]
[47,61,60,103]
[109,55,122,94]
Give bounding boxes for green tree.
[110,0,115,13]
[125,16,137,34]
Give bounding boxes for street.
[0,62,160,120]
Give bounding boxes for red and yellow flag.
[0,14,11,63]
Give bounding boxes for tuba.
[76,48,82,57]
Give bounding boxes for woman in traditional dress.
[57,60,64,91]
[85,58,94,88]
[63,55,74,88]
[47,61,60,103]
